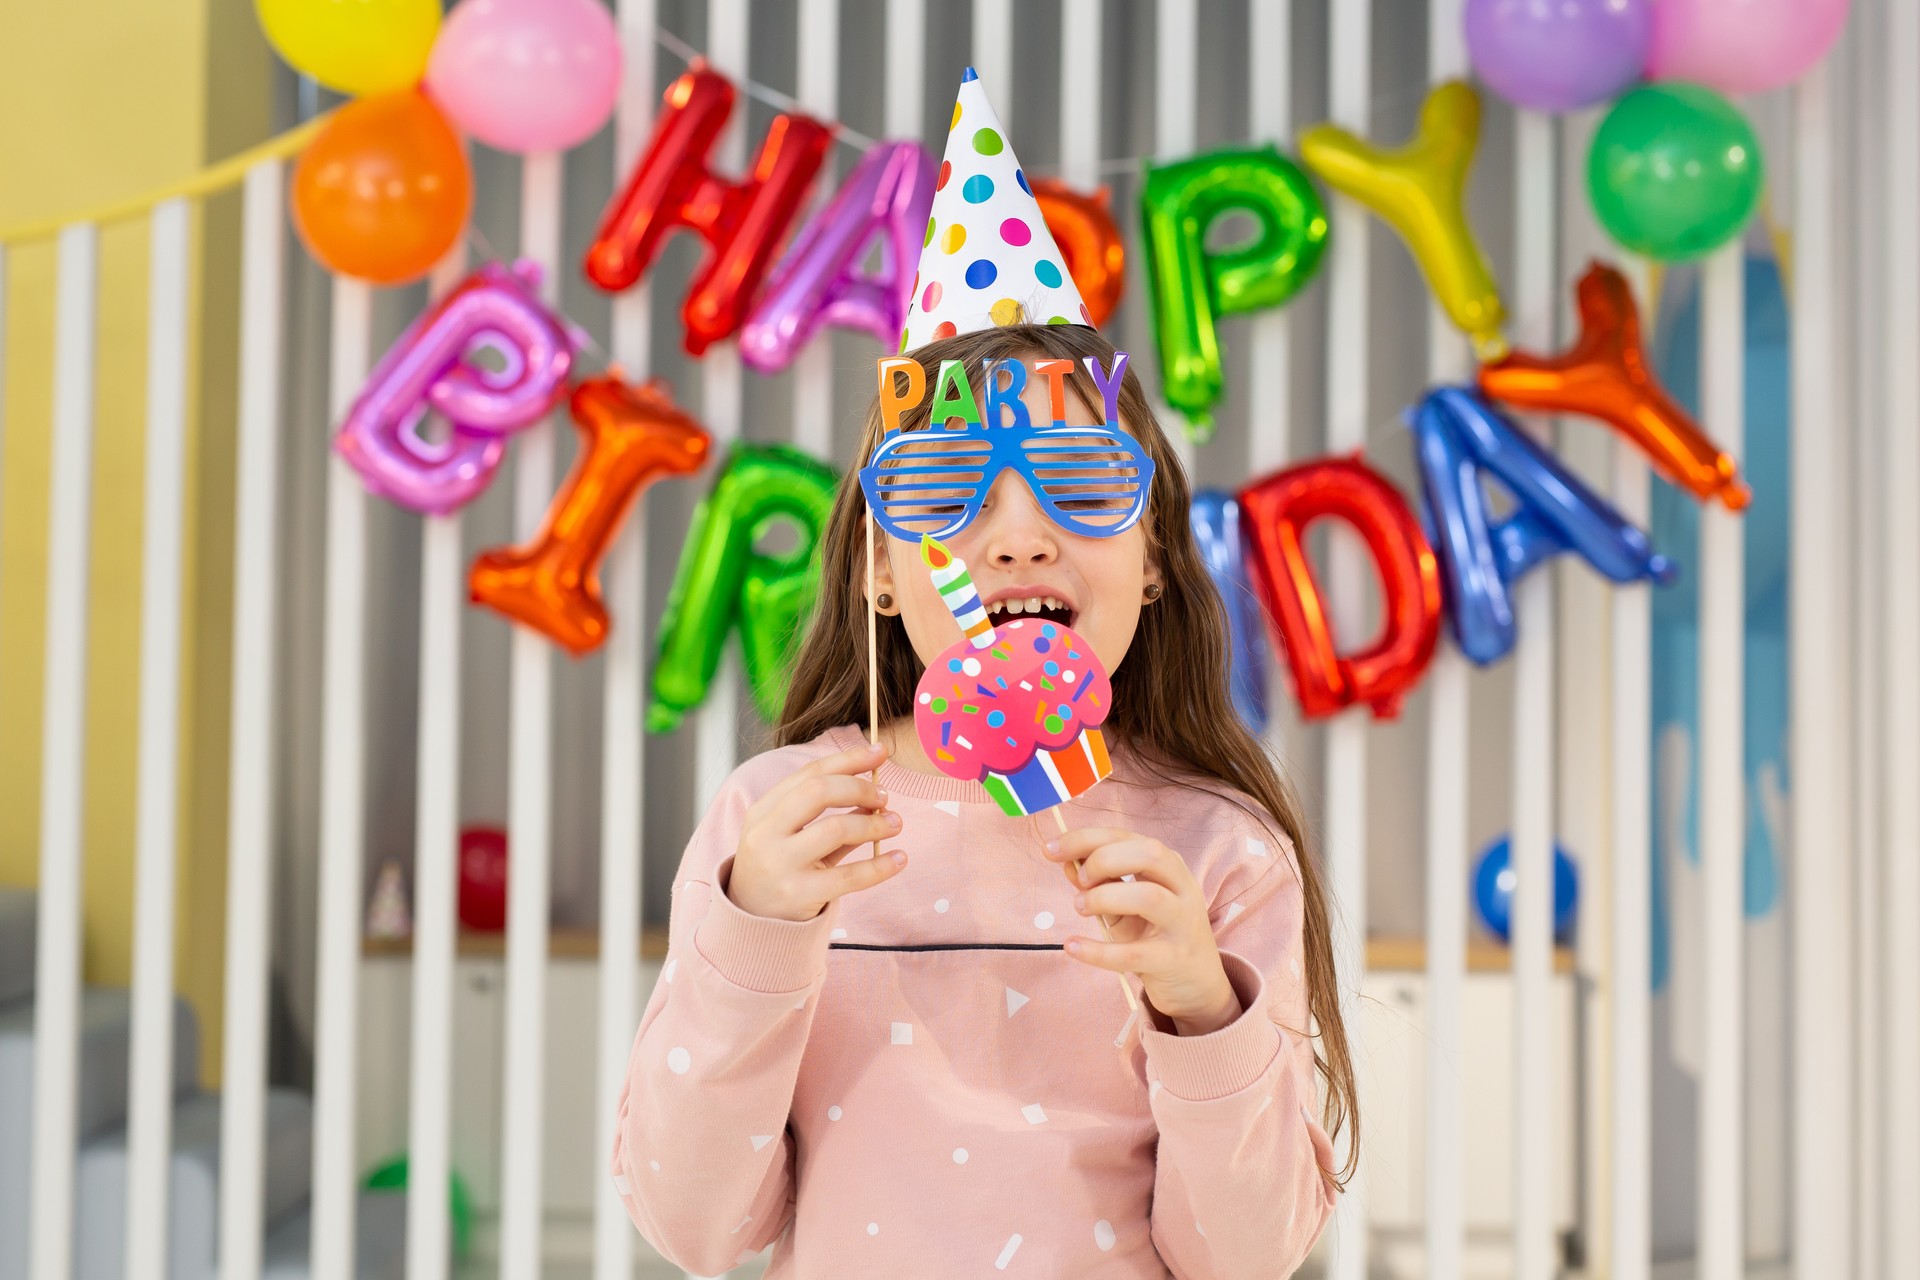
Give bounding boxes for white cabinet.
[1355,955,1581,1277]
[355,948,663,1245]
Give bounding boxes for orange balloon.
[1479,262,1750,511]
[471,375,712,656]
[292,89,472,285]
[1033,178,1126,327]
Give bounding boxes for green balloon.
[648,442,838,733]
[1588,84,1763,262]
[364,1154,472,1261]
[1140,145,1327,443]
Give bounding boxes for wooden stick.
[1052,807,1139,1012]
[867,516,881,863]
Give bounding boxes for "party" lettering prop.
[585,63,833,354]
[1239,455,1442,720]
[740,140,937,373]
[648,442,838,731]
[1479,261,1750,511]
[1300,80,1506,357]
[470,375,712,656]
[1411,387,1674,666]
[1141,145,1327,440]
[335,259,574,514]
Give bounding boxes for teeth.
[1043,596,1063,611]
[1024,597,1044,613]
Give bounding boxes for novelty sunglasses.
[859,420,1157,541]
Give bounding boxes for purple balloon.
[335,260,576,515]
[1464,0,1652,113]
[740,140,937,374]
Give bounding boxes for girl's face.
[870,358,1162,677]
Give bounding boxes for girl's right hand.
[725,740,907,923]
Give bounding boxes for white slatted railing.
[3,7,1886,1280]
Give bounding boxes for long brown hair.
[777,323,1356,1184]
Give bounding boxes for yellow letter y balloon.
[1300,80,1506,356]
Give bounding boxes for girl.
[609,326,1353,1279]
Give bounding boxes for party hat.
[898,68,1092,352]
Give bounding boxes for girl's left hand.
[1043,828,1241,1035]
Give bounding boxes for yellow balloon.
[1300,80,1506,356]
[256,0,441,97]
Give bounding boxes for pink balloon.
[335,260,576,514]
[425,0,622,154]
[1647,0,1850,96]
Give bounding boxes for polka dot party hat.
[898,68,1093,353]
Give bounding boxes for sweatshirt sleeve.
[1139,818,1340,1279]
[609,763,844,1275]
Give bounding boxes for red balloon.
[458,827,508,932]
[1479,261,1750,511]
[1239,455,1443,720]
[1032,178,1126,328]
[584,62,833,355]
[471,375,712,655]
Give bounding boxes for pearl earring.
[877,593,893,611]
[1143,583,1162,601]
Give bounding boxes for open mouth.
[986,596,1077,630]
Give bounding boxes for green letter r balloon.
[648,442,838,733]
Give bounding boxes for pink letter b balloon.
[425,0,622,154]
[1648,0,1850,96]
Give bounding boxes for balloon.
[1032,178,1126,328]
[255,0,439,97]
[363,1155,473,1261]
[335,261,574,515]
[424,0,622,155]
[649,444,839,731]
[1189,491,1270,734]
[1300,81,1505,356]
[457,827,508,931]
[740,141,937,374]
[1587,84,1762,261]
[1463,0,1651,112]
[471,376,712,655]
[1648,0,1851,96]
[1480,262,1751,510]
[1410,387,1675,666]
[1238,456,1443,721]
[586,64,834,355]
[291,90,472,286]
[1473,836,1579,944]
[1140,146,1327,440]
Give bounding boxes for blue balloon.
[1473,836,1579,944]
[1409,386,1676,665]
[1189,490,1269,734]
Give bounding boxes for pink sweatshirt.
[611,723,1338,1277]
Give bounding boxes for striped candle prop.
[921,533,996,648]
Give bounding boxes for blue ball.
[1472,837,1579,944]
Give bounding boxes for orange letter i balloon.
[471,375,713,656]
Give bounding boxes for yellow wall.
[0,0,272,1084]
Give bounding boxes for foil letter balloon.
[1299,81,1507,357]
[740,141,937,373]
[1141,146,1328,441]
[648,443,839,731]
[1479,262,1750,510]
[1410,387,1675,666]
[1190,491,1270,734]
[585,64,833,354]
[1033,178,1126,328]
[913,535,1116,817]
[334,260,575,515]
[470,376,712,655]
[1239,456,1443,720]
